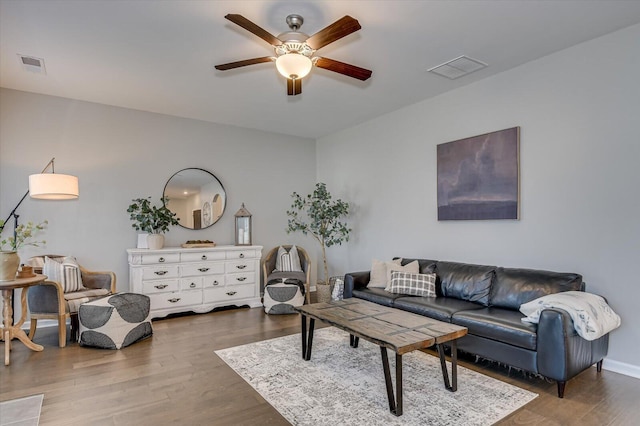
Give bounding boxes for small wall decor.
[234,203,252,245]
[437,127,520,220]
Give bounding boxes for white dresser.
[127,245,262,319]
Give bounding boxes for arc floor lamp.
[0,157,79,239]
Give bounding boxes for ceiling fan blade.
[287,78,302,96]
[225,14,282,46]
[315,57,372,81]
[305,16,361,50]
[214,56,274,71]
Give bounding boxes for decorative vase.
[0,251,20,281]
[147,234,165,250]
[316,282,333,303]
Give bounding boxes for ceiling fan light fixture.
[276,53,312,79]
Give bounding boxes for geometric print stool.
[79,293,152,349]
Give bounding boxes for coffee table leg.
[300,316,315,361]
[437,340,458,392]
[380,347,403,416]
[349,334,359,348]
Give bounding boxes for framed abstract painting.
[437,127,520,220]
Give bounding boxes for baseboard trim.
[602,358,640,379]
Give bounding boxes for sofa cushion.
[353,288,404,307]
[452,307,538,350]
[275,245,302,272]
[393,296,484,322]
[490,267,583,310]
[435,261,495,306]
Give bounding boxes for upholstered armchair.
[262,245,311,304]
[27,255,116,347]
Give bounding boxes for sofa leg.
[557,381,566,398]
[597,360,603,372]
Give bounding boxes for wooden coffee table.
[295,298,467,416]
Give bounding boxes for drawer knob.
[236,265,247,270]
[201,255,207,260]
[189,283,196,288]
[213,281,219,286]
[236,277,246,282]
[226,291,237,296]
[159,257,165,263]
[154,271,168,276]
[168,298,181,303]
[239,253,245,259]
[154,284,168,289]
[198,267,210,272]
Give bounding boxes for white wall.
[0,89,317,295]
[317,24,640,370]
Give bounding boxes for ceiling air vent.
[18,54,47,74]
[428,55,487,80]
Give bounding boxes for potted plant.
[0,219,47,281]
[127,197,180,249]
[286,183,351,302]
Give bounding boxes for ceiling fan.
[214,14,372,96]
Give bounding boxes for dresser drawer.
[142,265,180,280]
[181,263,225,276]
[143,279,179,294]
[225,260,255,273]
[181,251,225,262]
[225,250,259,260]
[203,275,225,289]
[226,273,255,286]
[203,284,255,303]
[180,277,203,290]
[140,253,180,265]
[150,291,203,310]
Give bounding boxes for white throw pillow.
[43,256,86,293]
[384,260,419,291]
[368,258,402,288]
[520,291,621,341]
[274,246,303,272]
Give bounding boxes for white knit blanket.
[520,291,621,341]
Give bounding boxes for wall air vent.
[428,55,487,80]
[18,54,47,74]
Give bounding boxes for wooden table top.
[296,298,467,355]
[0,274,47,290]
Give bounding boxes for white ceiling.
[2,1,640,139]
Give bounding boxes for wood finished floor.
[1,302,638,426]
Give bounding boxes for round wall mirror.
[163,168,226,230]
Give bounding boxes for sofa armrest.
[537,307,608,382]
[343,271,370,298]
[27,280,66,315]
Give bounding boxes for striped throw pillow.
[275,246,303,272]
[388,271,436,297]
[43,256,86,293]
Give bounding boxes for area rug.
[0,393,43,426]
[215,328,537,426]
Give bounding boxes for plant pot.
[316,282,334,303]
[147,234,165,250]
[0,251,20,281]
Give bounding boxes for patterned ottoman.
[79,293,152,349]
[263,278,305,314]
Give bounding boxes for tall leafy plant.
[286,183,351,283]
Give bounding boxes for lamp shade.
[29,173,79,199]
[275,53,312,79]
